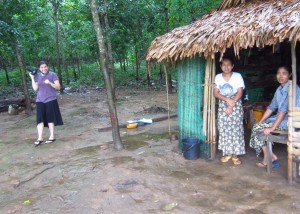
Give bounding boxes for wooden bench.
[258,130,288,174]
[258,130,300,183]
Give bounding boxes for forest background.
[0,0,221,98]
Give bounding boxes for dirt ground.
[1,89,300,214]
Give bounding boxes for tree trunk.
[187,0,196,22]
[146,62,150,86]
[0,61,10,84]
[52,2,64,93]
[164,0,169,33]
[76,57,81,76]
[15,41,32,115]
[103,0,116,98]
[90,0,123,150]
[159,64,163,81]
[135,47,139,81]
[71,57,77,81]
[164,0,172,94]
[167,64,173,93]
[58,24,70,84]
[120,61,123,72]
[123,60,126,72]
[52,64,56,73]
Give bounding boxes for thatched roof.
[146,0,300,63]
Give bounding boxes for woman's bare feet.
[272,154,278,162]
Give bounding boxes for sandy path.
[0,89,299,214]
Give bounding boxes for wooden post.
[288,42,297,184]
[164,64,171,137]
[203,57,211,137]
[203,55,217,159]
[211,55,216,159]
[288,80,293,184]
[267,141,273,174]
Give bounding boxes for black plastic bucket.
[182,137,200,160]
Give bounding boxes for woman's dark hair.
[220,56,234,66]
[278,65,292,74]
[38,60,48,68]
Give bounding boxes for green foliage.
[168,0,222,27]
[0,0,222,98]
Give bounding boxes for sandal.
[45,139,56,144]
[220,155,232,163]
[256,162,267,168]
[232,157,242,165]
[34,140,43,145]
[272,161,281,168]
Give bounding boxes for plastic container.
[182,137,200,160]
[253,109,265,123]
[126,123,138,129]
[137,118,153,124]
[247,102,268,129]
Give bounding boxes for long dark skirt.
[36,99,63,127]
[217,98,245,156]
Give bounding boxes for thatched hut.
[147,0,299,61]
[146,0,300,181]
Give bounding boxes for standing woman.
[214,57,246,165]
[29,61,63,145]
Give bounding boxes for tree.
[102,0,116,97]
[15,40,32,114]
[52,0,64,93]
[0,0,33,114]
[90,0,123,150]
[168,0,222,27]
[0,0,223,100]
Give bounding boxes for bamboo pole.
[292,132,300,138]
[291,142,300,148]
[289,138,300,144]
[288,112,300,116]
[207,66,212,155]
[288,80,293,184]
[164,64,171,137]
[292,42,297,112]
[288,147,300,156]
[211,56,217,159]
[288,43,297,184]
[206,57,212,157]
[209,60,213,150]
[208,60,212,145]
[292,107,300,112]
[203,57,211,137]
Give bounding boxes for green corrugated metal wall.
[177,57,210,159]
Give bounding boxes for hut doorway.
[209,41,300,159]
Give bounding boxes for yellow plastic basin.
[126,123,138,129]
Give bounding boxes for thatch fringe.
[146,0,300,63]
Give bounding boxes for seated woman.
[250,66,296,167]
